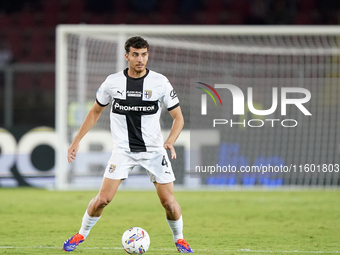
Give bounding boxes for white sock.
[78,211,101,239]
[167,215,184,243]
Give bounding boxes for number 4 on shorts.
[162,155,168,167]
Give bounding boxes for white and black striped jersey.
[96,68,179,152]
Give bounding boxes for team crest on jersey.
[144,90,152,99]
[108,164,116,173]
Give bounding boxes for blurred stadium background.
[0,0,340,189]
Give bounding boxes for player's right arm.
[67,101,106,163]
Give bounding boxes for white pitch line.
[0,246,123,250]
[232,249,340,253]
[0,246,339,253]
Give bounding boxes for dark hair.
[125,36,149,53]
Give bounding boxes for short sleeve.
[96,78,111,107]
[162,79,180,111]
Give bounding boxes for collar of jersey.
[124,68,150,80]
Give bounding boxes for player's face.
[125,47,149,76]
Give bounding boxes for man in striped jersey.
[63,36,193,253]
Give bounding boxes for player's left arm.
[164,106,184,159]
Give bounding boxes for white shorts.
[103,147,176,184]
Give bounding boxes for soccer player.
[62,36,193,253]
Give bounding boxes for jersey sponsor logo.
[170,89,177,99]
[161,155,168,167]
[109,164,116,173]
[144,90,152,99]
[114,102,155,112]
[127,90,142,97]
[112,99,159,116]
[117,90,124,96]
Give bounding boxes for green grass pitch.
[1,188,339,254]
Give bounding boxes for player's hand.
[67,141,79,163]
[164,142,176,159]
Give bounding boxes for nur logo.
[196,82,222,115]
[196,82,312,128]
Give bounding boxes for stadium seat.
[65,11,83,25]
[214,143,247,186]
[158,0,178,15]
[42,0,61,16]
[87,14,107,24]
[132,14,153,25]
[254,156,284,187]
[108,12,131,24]
[41,12,60,27]
[24,29,48,62]
[65,0,85,24]
[242,174,257,186]
[205,0,224,13]
[130,0,157,13]
[294,12,313,25]
[30,29,46,45]
[16,11,36,28]
[66,0,85,15]
[15,73,33,90]
[228,0,250,16]
[154,13,173,24]
[0,14,13,28]
[179,0,200,15]
[198,12,221,25]
[113,0,130,13]
[7,29,25,61]
[297,0,316,12]
[39,73,55,89]
[227,13,245,24]
[40,28,55,63]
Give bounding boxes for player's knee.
[160,197,177,212]
[95,195,112,209]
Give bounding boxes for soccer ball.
[122,227,150,254]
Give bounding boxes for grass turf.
[0,188,339,254]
